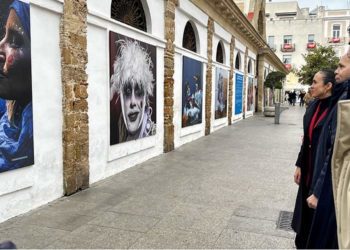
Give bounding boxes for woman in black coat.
[291,69,335,249]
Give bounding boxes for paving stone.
[109,194,179,218]
[214,229,295,249]
[168,201,235,220]
[233,206,280,222]
[0,224,68,249]
[130,228,218,249]
[88,212,160,233]
[46,224,143,249]
[41,198,113,216]
[226,215,295,239]
[68,188,131,206]
[154,214,228,236]
[17,209,95,232]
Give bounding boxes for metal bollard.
[275,103,281,124]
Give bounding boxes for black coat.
[307,80,350,249]
[292,98,330,240]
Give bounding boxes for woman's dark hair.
[319,69,335,85]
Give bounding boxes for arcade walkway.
[0,106,305,248]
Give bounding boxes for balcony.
[284,64,292,70]
[281,43,295,52]
[328,37,345,44]
[307,42,316,50]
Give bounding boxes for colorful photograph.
[215,68,228,119]
[109,31,157,145]
[182,56,203,128]
[247,77,254,112]
[235,73,243,115]
[0,0,34,173]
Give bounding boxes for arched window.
[216,41,224,63]
[248,59,252,74]
[182,22,197,52]
[235,53,241,70]
[111,0,147,32]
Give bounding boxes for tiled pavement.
[0,106,305,249]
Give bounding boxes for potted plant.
[263,71,286,117]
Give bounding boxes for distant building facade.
[265,1,350,86]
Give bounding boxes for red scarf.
[306,102,328,187]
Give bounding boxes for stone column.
[228,36,235,125]
[163,0,177,152]
[205,18,214,136]
[60,0,89,195]
[257,54,265,112]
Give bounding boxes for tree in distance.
[297,44,338,85]
[264,71,286,104]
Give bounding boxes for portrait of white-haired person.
[110,39,156,144]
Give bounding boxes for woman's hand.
[307,194,318,209]
[294,167,301,185]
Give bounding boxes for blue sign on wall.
[235,73,243,115]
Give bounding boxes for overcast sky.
[269,0,350,10]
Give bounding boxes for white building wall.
[0,0,275,223]
[212,22,231,133]
[0,0,64,223]
[173,0,208,148]
[87,0,165,184]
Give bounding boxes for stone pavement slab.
[46,224,143,249]
[0,106,305,248]
[214,230,295,249]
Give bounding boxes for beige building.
[265,1,350,87]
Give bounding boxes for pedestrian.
[306,51,350,248]
[291,91,297,106]
[328,51,350,250]
[331,93,350,250]
[303,88,314,108]
[291,69,334,249]
[299,91,305,107]
[287,92,293,105]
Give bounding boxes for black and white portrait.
[109,32,157,145]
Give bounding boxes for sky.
[269,0,350,10]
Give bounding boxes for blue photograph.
[0,0,34,173]
[182,56,203,128]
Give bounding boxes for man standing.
[330,52,350,249]
[306,52,350,248]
